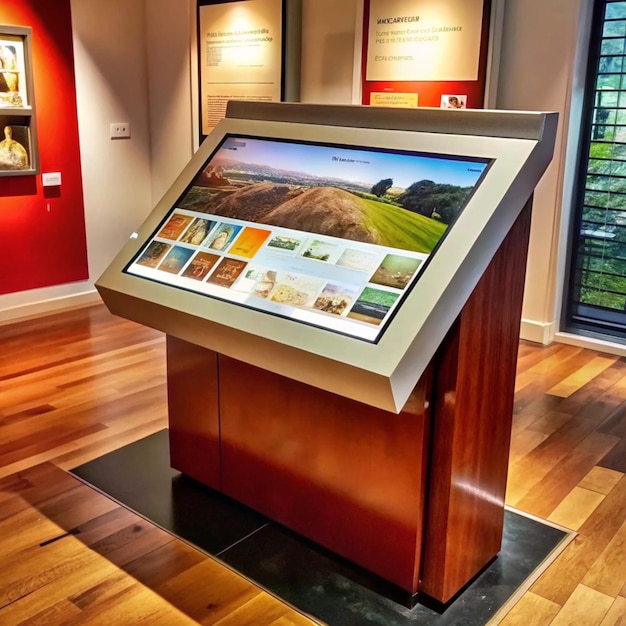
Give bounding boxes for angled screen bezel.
[96,110,553,412]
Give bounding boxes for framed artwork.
[0,25,39,176]
[0,31,28,107]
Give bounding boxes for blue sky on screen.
[219,136,488,189]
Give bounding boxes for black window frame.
[562,0,626,342]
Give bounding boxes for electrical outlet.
[110,122,131,139]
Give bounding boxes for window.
[564,0,626,340]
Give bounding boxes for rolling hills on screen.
[182,183,447,254]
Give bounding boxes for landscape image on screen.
[125,135,490,342]
[178,136,488,254]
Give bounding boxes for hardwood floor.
[0,303,625,624]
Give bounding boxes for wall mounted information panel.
[97,103,557,413]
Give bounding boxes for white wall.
[496,0,592,343]
[300,0,357,104]
[72,0,153,285]
[145,0,195,204]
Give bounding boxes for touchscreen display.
[124,135,490,341]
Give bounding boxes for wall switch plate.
[42,172,62,186]
[110,122,131,139]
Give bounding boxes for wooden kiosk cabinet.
[97,102,557,605]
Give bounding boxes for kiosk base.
[167,201,532,603]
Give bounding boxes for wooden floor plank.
[511,431,619,516]
[547,486,605,531]
[507,428,548,466]
[154,559,263,624]
[599,596,626,626]
[515,341,570,374]
[547,355,619,398]
[0,461,314,626]
[525,410,572,436]
[12,599,84,626]
[552,359,626,417]
[548,584,614,626]
[578,466,624,495]
[598,436,626,473]
[212,594,305,626]
[530,475,626,606]
[582,517,626,598]
[499,591,561,625]
[2,561,126,624]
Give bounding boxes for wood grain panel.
[419,200,533,602]
[167,336,220,489]
[219,355,432,594]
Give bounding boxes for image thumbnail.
[136,241,171,268]
[232,268,278,299]
[370,254,422,290]
[207,258,248,287]
[179,218,216,245]
[347,287,400,325]
[181,251,220,280]
[157,213,194,241]
[158,246,195,274]
[301,239,341,263]
[204,223,242,251]
[267,234,304,253]
[313,283,358,316]
[336,248,381,273]
[229,227,272,258]
[268,274,324,307]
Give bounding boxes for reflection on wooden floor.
[0,304,624,624]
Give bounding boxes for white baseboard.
[554,331,626,357]
[519,319,558,345]
[520,319,626,356]
[0,290,102,326]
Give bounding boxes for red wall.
[0,0,88,295]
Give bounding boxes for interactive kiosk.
[96,102,557,605]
